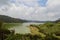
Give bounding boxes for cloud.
[46,0,60,20]
[0,0,11,14]
[0,0,10,6]
[0,0,60,21]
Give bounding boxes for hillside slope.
[0,15,27,23]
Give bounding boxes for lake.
[9,22,43,34]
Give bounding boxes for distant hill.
[0,15,27,23]
[0,15,55,23]
[55,18,60,23]
[27,20,47,23]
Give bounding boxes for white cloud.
[0,0,11,6]
[0,0,60,21]
[48,0,60,7]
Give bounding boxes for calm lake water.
[10,22,43,34]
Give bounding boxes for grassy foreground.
[0,22,60,40]
[3,23,22,29]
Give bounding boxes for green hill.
[0,15,27,23]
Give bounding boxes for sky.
[0,0,60,21]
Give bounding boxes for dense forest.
[0,19,60,40]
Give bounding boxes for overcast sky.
[0,0,60,21]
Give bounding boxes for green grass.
[2,23,22,29]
